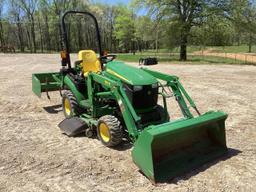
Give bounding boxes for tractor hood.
[105,61,157,85]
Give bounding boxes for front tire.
[97,115,123,147]
[62,90,79,118]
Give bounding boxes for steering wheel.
[100,54,117,63]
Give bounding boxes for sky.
[92,0,147,16]
[2,0,147,16]
[93,0,130,5]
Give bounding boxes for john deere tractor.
[32,11,228,183]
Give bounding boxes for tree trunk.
[110,20,113,52]
[237,33,240,46]
[38,17,44,53]
[16,19,25,52]
[26,25,32,53]
[30,16,36,53]
[0,19,4,47]
[57,17,62,51]
[180,32,188,61]
[155,25,159,53]
[55,27,59,51]
[77,21,82,51]
[248,33,252,53]
[44,15,51,51]
[132,41,136,55]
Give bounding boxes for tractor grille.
[124,84,158,110]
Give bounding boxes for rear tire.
[97,115,123,147]
[62,90,79,118]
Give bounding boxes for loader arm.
[142,68,199,118]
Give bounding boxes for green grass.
[116,45,256,65]
[116,53,251,65]
[140,45,255,54]
[117,54,145,62]
[139,46,203,54]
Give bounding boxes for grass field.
[9,45,255,64]
[141,46,203,54]
[130,45,254,54]
[116,45,256,64]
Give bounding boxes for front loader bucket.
[32,72,61,97]
[132,111,228,183]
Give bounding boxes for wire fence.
[133,48,256,65]
[193,51,256,65]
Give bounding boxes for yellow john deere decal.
[106,69,132,84]
[104,80,111,86]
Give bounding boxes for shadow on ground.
[72,134,133,151]
[43,104,62,114]
[60,125,133,151]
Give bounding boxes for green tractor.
[32,11,228,183]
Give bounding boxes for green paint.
[106,61,157,85]
[32,72,61,97]
[64,75,85,103]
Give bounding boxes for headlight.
[133,85,143,91]
[152,83,158,89]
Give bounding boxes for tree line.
[0,0,256,61]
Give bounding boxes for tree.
[135,16,156,51]
[114,6,136,53]
[8,0,25,52]
[189,15,235,47]
[0,0,253,55]
[18,0,38,53]
[164,20,183,51]
[90,4,118,52]
[51,0,73,51]
[0,0,4,47]
[228,0,256,52]
[133,0,228,61]
[38,0,52,51]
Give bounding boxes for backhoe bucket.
[132,111,228,183]
[32,72,61,97]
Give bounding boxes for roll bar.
[61,10,103,69]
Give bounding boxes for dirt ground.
[193,49,256,64]
[0,54,255,192]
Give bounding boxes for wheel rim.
[99,123,110,142]
[64,98,71,116]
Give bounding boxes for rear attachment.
[132,111,228,183]
[32,72,61,97]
